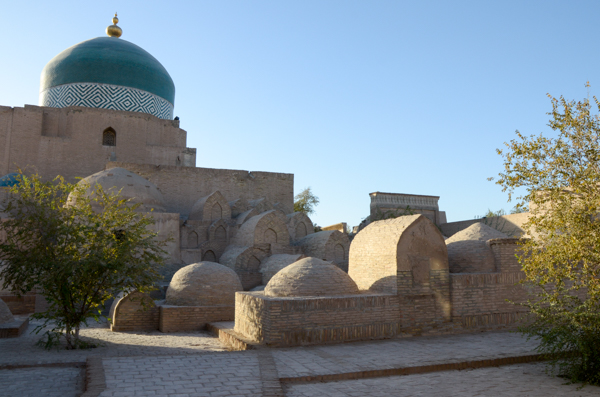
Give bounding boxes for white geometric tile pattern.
[39,83,174,120]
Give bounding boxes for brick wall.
[488,238,523,273]
[159,305,234,332]
[107,162,294,217]
[0,294,35,315]
[234,292,400,347]
[1,105,194,183]
[450,272,528,329]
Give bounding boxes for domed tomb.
[74,167,166,212]
[446,223,509,273]
[166,262,243,306]
[259,254,303,285]
[39,14,175,119]
[264,257,359,297]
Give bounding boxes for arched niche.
[219,245,270,290]
[286,212,315,242]
[208,219,229,243]
[187,231,199,248]
[103,127,116,146]
[232,210,290,248]
[189,191,231,222]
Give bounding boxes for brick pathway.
[0,319,226,367]
[272,331,537,378]
[1,321,600,396]
[283,362,600,397]
[99,353,262,397]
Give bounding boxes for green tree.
[0,173,167,349]
[293,187,320,215]
[480,208,506,218]
[495,88,600,385]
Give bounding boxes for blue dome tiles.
[39,37,175,119]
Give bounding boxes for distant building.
[369,191,446,225]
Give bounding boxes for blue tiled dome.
[39,36,175,119]
[0,173,20,187]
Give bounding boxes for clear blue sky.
[1,1,597,228]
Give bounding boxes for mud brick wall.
[159,305,234,332]
[0,294,36,315]
[449,272,528,329]
[234,292,400,347]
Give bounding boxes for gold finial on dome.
[106,12,123,38]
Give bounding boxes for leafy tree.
[293,187,320,215]
[510,204,528,214]
[480,208,506,218]
[0,173,166,349]
[494,88,600,385]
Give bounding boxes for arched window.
[103,127,116,146]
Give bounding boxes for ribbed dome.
[264,257,359,297]
[39,37,175,119]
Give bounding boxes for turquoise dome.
[41,37,175,103]
[39,36,175,119]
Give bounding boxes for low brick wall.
[450,271,528,329]
[234,292,400,347]
[0,317,29,338]
[159,305,234,332]
[0,294,36,315]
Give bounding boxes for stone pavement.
[283,363,600,397]
[272,331,537,378]
[0,319,226,367]
[0,365,85,397]
[1,321,600,396]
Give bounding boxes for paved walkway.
[283,363,600,397]
[272,331,537,378]
[1,321,599,396]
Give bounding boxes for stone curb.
[0,361,85,371]
[279,353,547,384]
[257,348,285,397]
[81,357,106,397]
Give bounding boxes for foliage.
[511,204,529,214]
[494,88,600,385]
[482,208,506,218]
[0,173,166,349]
[294,187,320,215]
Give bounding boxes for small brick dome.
[264,257,359,297]
[74,167,166,212]
[166,262,243,306]
[446,223,508,273]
